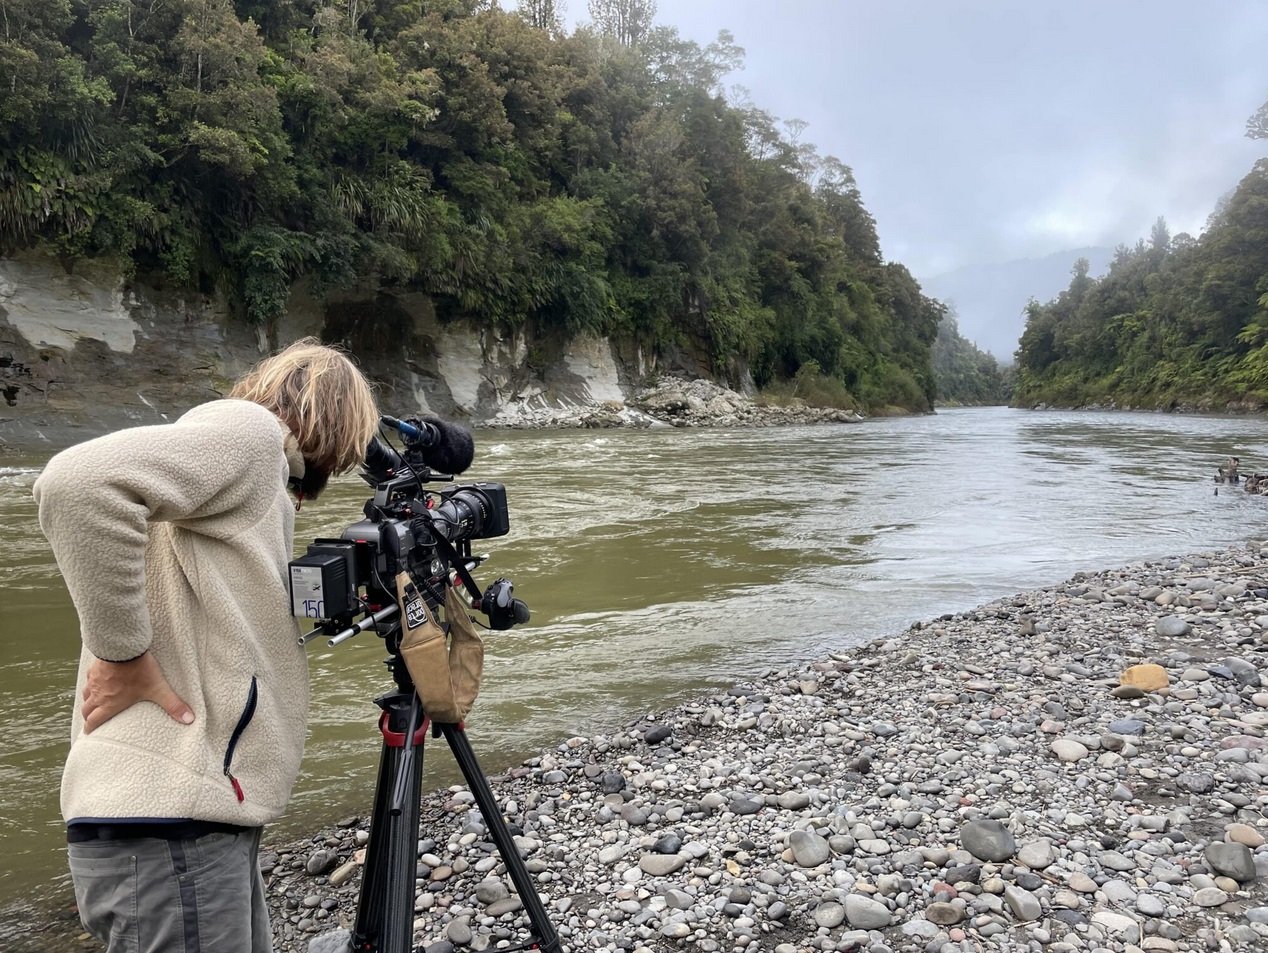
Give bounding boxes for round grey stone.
[813,901,846,928]
[1052,738,1090,762]
[960,819,1016,862]
[1107,719,1146,736]
[789,830,831,867]
[654,833,683,854]
[308,930,353,953]
[777,791,811,810]
[644,724,672,744]
[663,888,694,909]
[1194,887,1229,907]
[1016,840,1055,870]
[486,897,523,917]
[1136,893,1166,917]
[924,901,963,925]
[844,894,892,929]
[475,879,509,904]
[639,853,687,876]
[1178,772,1215,794]
[446,919,472,946]
[1004,886,1041,921]
[306,849,339,876]
[1205,842,1256,882]
[660,921,691,939]
[620,804,650,825]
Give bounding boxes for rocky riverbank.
[0,375,859,456]
[485,377,864,430]
[262,545,1268,953]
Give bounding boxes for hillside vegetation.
[932,312,1010,406]
[0,0,945,412]
[1014,103,1268,411]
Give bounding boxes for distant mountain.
[918,247,1115,361]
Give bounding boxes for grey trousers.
[67,827,272,953]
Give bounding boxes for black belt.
[67,820,252,843]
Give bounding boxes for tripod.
[349,651,563,953]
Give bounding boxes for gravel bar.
[265,543,1268,953]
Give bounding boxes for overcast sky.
[568,1,1268,282]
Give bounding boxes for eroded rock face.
[0,255,868,449]
[0,254,262,446]
[0,256,647,446]
[0,256,140,353]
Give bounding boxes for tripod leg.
[353,692,429,953]
[439,722,563,953]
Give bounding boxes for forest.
[1013,100,1268,411]
[0,0,948,413]
[932,313,1010,406]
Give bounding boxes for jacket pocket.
[223,676,258,803]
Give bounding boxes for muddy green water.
[2,407,1266,945]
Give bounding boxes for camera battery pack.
[289,548,354,620]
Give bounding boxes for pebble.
[1194,886,1231,906]
[844,894,892,929]
[960,819,1015,861]
[1136,893,1166,917]
[638,853,687,876]
[1205,841,1256,882]
[925,901,963,925]
[264,545,1268,953]
[1052,738,1091,761]
[1003,885,1041,921]
[1227,823,1266,847]
[789,830,831,867]
[813,901,846,928]
[1068,872,1098,893]
[1014,841,1054,871]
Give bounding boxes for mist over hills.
[919,247,1114,361]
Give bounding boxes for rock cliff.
[0,255,861,450]
[0,255,656,447]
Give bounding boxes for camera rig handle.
[296,556,496,649]
[327,604,400,647]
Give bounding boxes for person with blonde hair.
[33,337,378,952]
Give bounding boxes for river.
[1,406,1265,945]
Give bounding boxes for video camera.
[288,413,529,649]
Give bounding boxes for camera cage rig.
[289,415,526,648]
[287,415,558,953]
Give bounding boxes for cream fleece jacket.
[34,399,310,826]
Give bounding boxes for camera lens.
[429,489,489,541]
[424,483,509,542]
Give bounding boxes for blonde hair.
[231,337,378,475]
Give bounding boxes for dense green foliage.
[1014,141,1268,409]
[932,312,1010,405]
[0,0,942,410]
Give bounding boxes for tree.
[1014,159,1268,409]
[1247,96,1268,140]
[1148,215,1170,264]
[587,0,655,47]
[519,0,565,34]
[933,310,1008,405]
[0,1,945,414]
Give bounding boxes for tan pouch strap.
[396,573,485,723]
[443,585,484,721]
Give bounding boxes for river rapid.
[1,406,1266,942]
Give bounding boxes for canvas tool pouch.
[396,574,485,723]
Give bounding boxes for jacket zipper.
[223,676,258,803]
